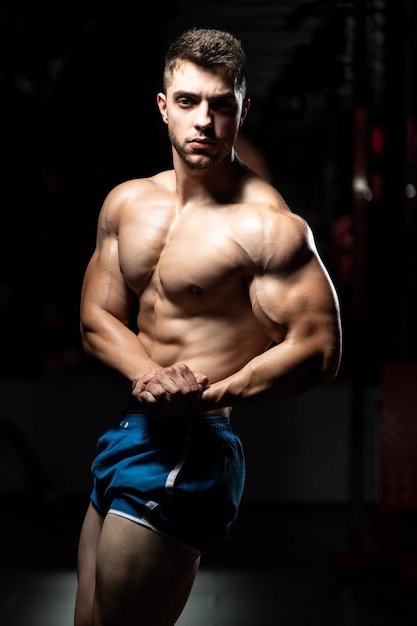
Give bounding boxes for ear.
[157,92,168,124]
[239,98,250,127]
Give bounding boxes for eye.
[177,96,194,108]
[212,98,237,115]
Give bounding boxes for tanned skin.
[75,58,341,626]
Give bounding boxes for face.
[157,61,249,169]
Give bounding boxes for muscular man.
[74,28,342,626]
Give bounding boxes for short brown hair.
[163,28,247,96]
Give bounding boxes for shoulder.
[104,170,175,207]
[237,176,314,268]
[98,170,175,230]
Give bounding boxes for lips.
[189,137,215,146]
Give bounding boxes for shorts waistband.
[119,412,231,431]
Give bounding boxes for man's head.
[163,28,247,99]
[158,28,250,170]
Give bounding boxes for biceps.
[250,265,340,344]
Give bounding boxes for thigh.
[75,502,104,626]
[93,513,200,626]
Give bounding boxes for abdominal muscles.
[137,288,272,384]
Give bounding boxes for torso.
[116,168,288,385]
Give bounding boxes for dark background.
[1,0,416,379]
[1,0,417,584]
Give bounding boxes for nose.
[194,102,212,130]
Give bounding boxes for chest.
[161,228,239,298]
[119,206,256,301]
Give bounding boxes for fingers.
[132,364,209,416]
[194,371,210,388]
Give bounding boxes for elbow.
[81,336,92,358]
[322,358,340,385]
[315,315,342,384]
[320,338,342,384]
[79,320,95,358]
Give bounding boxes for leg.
[74,502,104,626]
[93,513,200,626]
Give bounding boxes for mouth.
[188,137,215,149]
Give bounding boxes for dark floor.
[2,496,417,625]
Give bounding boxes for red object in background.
[380,362,417,509]
[331,214,354,287]
[371,125,384,157]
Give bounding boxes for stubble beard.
[168,127,235,170]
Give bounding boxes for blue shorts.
[90,412,246,554]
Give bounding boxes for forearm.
[200,335,341,411]
[80,312,158,382]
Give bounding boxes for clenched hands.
[132,363,209,417]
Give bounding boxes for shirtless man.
[74,28,342,626]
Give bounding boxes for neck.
[173,149,245,207]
